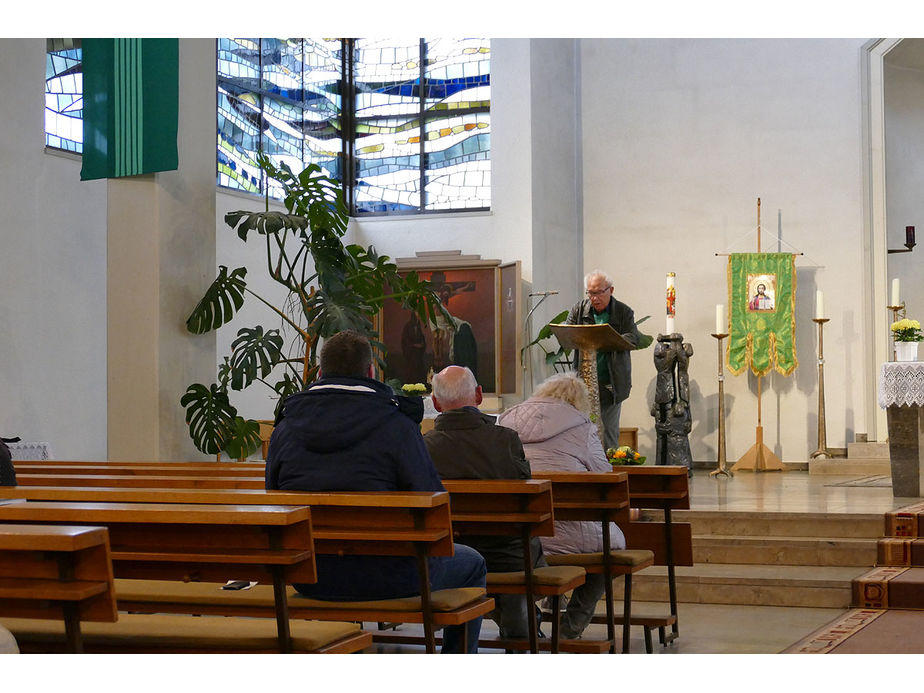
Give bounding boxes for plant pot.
[895,341,920,362]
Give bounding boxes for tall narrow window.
[45,38,83,153]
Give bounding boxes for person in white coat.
[496,372,626,639]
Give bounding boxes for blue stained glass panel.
[45,39,83,153]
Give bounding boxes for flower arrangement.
[606,445,646,465]
[891,318,923,343]
[401,383,429,395]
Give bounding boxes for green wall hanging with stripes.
[80,38,178,181]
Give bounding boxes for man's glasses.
[586,288,612,297]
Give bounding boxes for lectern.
[550,323,635,444]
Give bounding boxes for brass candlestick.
[710,333,731,477]
[810,318,830,459]
[888,304,904,361]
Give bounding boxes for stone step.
[631,563,867,609]
[667,511,885,539]
[808,458,891,475]
[693,535,878,567]
[847,441,891,460]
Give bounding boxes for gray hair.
[533,373,592,415]
[584,269,612,289]
[431,365,479,410]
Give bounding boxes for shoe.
[540,595,569,614]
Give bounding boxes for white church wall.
[0,39,108,459]
[884,54,924,350]
[579,38,870,464]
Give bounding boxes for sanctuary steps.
[628,508,882,609]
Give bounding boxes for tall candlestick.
[891,278,901,307]
[715,304,726,335]
[815,290,824,319]
[666,273,676,334]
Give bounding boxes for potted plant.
[181,155,450,459]
[892,314,923,362]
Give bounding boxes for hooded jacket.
[265,376,445,600]
[266,376,443,493]
[496,397,626,554]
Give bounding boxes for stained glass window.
[217,38,342,198]
[220,38,490,215]
[45,39,83,153]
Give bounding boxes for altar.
[879,362,924,498]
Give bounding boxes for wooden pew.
[0,487,494,654]
[618,465,692,648]
[0,500,319,653]
[14,463,266,477]
[14,474,265,489]
[0,523,117,652]
[531,470,655,653]
[440,478,594,654]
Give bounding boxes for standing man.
[566,269,641,450]
[265,330,486,654]
[423,365,545,646]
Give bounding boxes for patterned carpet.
[826,475,891,488]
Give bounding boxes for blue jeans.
[294,543,486,653]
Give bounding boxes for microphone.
[529,290,559,297]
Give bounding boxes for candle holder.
[888,304,904,361]
[710,333,731,478]
[810,318,831,459]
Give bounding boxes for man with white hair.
[424,365,545,647]
[566,269,641,450]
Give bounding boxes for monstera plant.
[181,155,449,458]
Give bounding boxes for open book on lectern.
[549,323,635,353]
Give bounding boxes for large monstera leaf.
[222,417,263,461]
[228,327,284,391]
[180,383,238,455]
[186,265,248,334]
[224,210,310,243]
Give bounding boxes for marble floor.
[685,467,916,514]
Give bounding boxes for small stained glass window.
[45,38,83,153]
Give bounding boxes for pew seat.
[0,613,370,653]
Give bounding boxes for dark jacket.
[424,407,540,572]
[567,296,640,403]
[0,439,15,487]
[265,376,445,600]
[266,376,442,493]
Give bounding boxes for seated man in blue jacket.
[265,329,486,654]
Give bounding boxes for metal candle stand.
[809,318,830,459]
[710,333,731,477]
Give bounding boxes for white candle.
[815,290,824,319]
[891,278,901,307]
[666,273,676,334]
[715,304,726,335]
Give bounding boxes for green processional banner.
[727,252,797,377]
[80,38,178,181]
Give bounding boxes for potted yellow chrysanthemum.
[891,317,923,362]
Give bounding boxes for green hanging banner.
[726,252,798,377]
[80,38,179,181]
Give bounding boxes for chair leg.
[550,594,561,653]
[622,574,633,654]
[644,626,653,654]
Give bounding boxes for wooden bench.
[14,463,267,477]
[0,487,493,654]
[14,473,265,489]
[0,523,117,652]
[440,478,595,653]
[618,465,692,649]
[0,500,330,653]
[531,470,655,653]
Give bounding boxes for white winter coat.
[496,397,626,554]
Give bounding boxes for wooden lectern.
[550,323,635,444]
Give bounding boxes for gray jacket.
[567,296,640,403]
[497,397,626,554]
